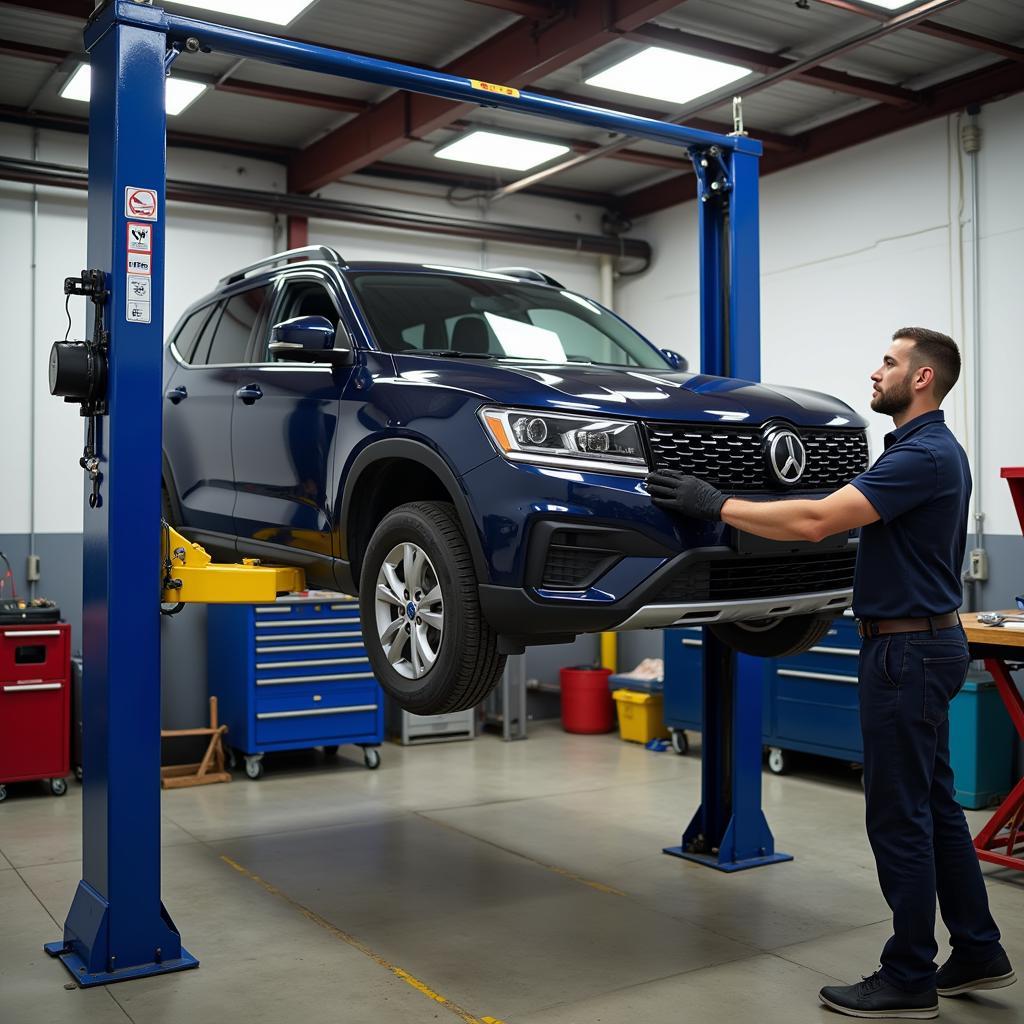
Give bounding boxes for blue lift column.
[44,2,198,984]
[664,144,793,872]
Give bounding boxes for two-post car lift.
[44,0,787,987]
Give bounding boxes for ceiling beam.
[810,0,1024,63]
[623,23,921,106]
[620,57,1024,218]
[462,0,560,18]
[287,0,685,194]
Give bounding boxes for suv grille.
[645,423,868,491]
[652,550,857,604]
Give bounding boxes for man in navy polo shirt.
[647,327,1013,1019]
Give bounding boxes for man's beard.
[871,372,914,416]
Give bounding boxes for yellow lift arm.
[161,524,305,604]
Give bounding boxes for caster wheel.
[74,766,83,782]
[223,746,237,771]
[50,778,68,797]
[244,756,264,780]
[670,730,689,756]
[363,748,381,770]
[322,745,339,757]
[767,747,788,775]
[0,784,6,802]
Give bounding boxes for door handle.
[166,385,188,404]
[235,384,263,404]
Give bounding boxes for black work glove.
[645,470,727,522]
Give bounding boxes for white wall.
[0,123,603,538]
[618,92,1024,537]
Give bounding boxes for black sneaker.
[936,950,1016,996]
[819,972,938,1019]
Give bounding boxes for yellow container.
[612,688,670,744]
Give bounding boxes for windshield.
[349,271,669,369]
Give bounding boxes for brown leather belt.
[857,611,961,639]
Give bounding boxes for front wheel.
[360,501,505,715]
[709,615,834,658]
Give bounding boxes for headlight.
[479,406,647,476]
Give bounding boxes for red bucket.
[560,665,614,734]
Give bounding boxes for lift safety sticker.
[127,222,152,252]
[127,252,151,275]
[125,186,158,221]
[470,79,520,99]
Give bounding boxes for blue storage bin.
[949,671,1015,809]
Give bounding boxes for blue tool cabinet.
[207,594,383,778]
[664,614,865,775]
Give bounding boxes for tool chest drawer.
[0,625,69,681]
[208,594,384,776]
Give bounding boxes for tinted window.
[350,273,666,368]
[206,286,268,365]
[171,305,215,363]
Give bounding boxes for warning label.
[127,252,151,275]
[127,275,151,302]
[127,222,152,252]
[126,298,151,324]
[470,79,520,99]
[125,186,158,221]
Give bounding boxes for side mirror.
[269,315,351,365]
[661,348,689,372]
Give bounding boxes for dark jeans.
[859,624,1003,993]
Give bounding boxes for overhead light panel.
[434,130,570,172]
[60,64,207,116]
[584,47,749,106]
[163,0,317,26]
[854,1,921,9]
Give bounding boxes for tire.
[359,501,505,715]
[50,778,68,797]
[244,756,264,780]
[670,730,689,756]
[709,614,834,658]
[364,747,381,770]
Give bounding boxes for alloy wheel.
[374,542,444,680]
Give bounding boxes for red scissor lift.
[972,467,1024,870]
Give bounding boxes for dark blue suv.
[162,246,868,714]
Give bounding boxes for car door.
[230,269,352,581]
[162,286,268,558]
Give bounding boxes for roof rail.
[488,266,564,289]
[218,245,345,286]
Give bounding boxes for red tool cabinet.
[0,622,71,800]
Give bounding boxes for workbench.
[961,612,1024,871]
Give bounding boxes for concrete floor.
[1,724,1021,1024]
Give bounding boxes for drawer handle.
[777,668,857,685]
[255,671,371,686]
[255,631,361,643]
[3,682,62,692]
[255,618,359,629]
[808,645,860,657]
[681,638,703,648]
[255,657,370,670]
[3,629,61,637]
[257,704,377,720]
[254,606,292,613]
[255,643,363,654]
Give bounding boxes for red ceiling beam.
[811,0,1024,63]
[620,58,1024,218]
[0,38,67,64]
[288,0,685,194]
[623,24,921,106]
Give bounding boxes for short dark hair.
[892,326,961,402]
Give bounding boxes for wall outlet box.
[968,548,988,582]
[26,554,41,582]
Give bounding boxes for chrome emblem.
[766,428,807,486]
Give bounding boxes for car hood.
[392,356,866,430]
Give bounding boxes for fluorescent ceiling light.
[854,1,920,9]
[585,47,749,106]
[163,0,317,26]
[60,65,207,116]
[434,130,570,171]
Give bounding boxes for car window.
[170,304,216,364]
[258,279,340,360]
[349,272,667,367]
[205,286,269,365]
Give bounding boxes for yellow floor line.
[220,855,503,1024]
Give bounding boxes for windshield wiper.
[420,350,496,359]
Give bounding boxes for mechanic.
[646,327,1013,1020]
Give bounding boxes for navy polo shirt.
[849,410,971,619]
